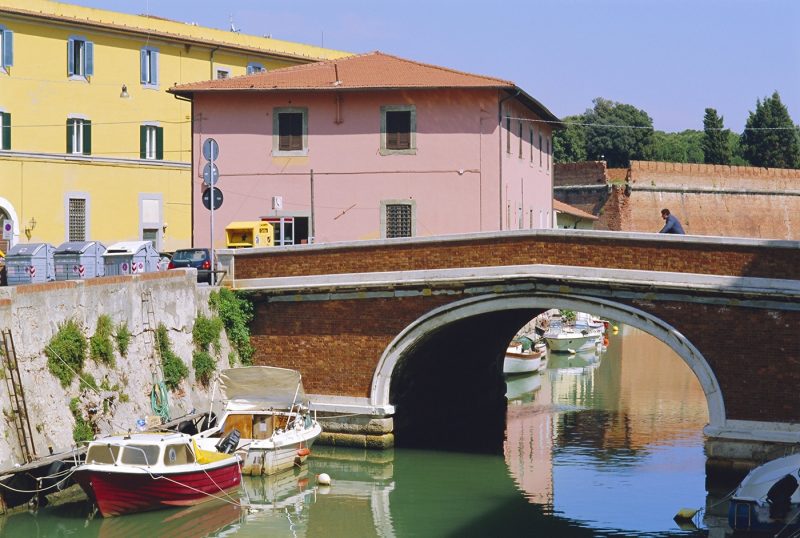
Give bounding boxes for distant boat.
[728,452,800,533]
[544,326,602,353]
[503,337,546,374]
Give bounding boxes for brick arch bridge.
[218,229,800,460]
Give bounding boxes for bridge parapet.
[217,229,800,284]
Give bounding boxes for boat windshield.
[120,444,161,466]
[86,444,121,464]
[163,443,195,466]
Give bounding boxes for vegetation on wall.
[210,288,254,366]
[192,351,216,386]
[70,397,94,443]
[192,313,223,354]
[115,321,131,357]
[155,324,188,390]
[45,319,87,387]
[90,314,115,366]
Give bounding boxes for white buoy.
[317,473,331,486]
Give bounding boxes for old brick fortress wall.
[555,160,800,239]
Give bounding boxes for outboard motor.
[767,473,798,519]
[215,428,241,454]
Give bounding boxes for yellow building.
[0,0,348,252]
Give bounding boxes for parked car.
[168,248,212,284]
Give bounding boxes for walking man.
[659,208,685,234]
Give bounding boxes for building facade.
[0,0,347,252]
[170,52,560,247]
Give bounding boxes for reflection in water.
[1,325,714,537]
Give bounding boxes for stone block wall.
[554,161,607,186]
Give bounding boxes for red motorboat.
[73,431,241,517]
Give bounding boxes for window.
[140,125,163,160]
[66,118,91,155]
[120,444,160,465]
[529,127,534,162]
[380,200,416,239]
[272,107,308,156]
[140,195,162,251]
[67,36,94,78]
[216,67,231,79]
[140,47,159,87]
[1,26,13,71]
[67,197,87,241]
[380,105,416,155]
[539,133,543,166]
[0,111,10,150]
[247,62,265,75]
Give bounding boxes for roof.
[169,51,561,124]
[553,200,599,221]
[0,0,349,62]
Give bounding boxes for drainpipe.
[498,89,520,230]
[209,46,220,79]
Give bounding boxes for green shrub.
[156,324,188,390]
[193,313,223,353]
[90,314,115,366]
[192,351,216,386]
[115,322,131,357]
[228,351,236,368]
[69,398,94,443]
[46,319,87,387]
[119,392,130,403]
[80,373,99,392]
[210,288,254,366]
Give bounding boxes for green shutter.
[140,125,147,159]
[66,118,73,153]
[156,126,164,160]
[1,113,9,150]
[83,119,91,155]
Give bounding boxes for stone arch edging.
[369,292,726,434]
[0,197,20,247]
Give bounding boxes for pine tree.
[702,108,731,165]
[740,92,800,169]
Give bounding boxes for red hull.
[74,460,241,517]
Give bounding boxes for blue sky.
[73,0,799,133]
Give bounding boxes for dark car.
[168,248,213,284]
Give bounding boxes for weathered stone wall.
[624,161,800,239]
[0,270,229,466]
[554,161,607,186]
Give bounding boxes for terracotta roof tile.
[553,200,599,220]
[171,51,516,93]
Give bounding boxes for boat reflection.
[505,372,542,403]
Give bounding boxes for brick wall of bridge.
[232,232,800,281]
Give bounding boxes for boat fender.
[297,447,311,457]
[673,507,699,521]
[767,473,798,519]
[317,473,331,486]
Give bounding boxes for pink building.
[170,52,559,247]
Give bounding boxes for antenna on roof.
[229,14,239,33]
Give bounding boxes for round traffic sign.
[202,187,224,210]
[202,162,220,186]
[202,138,219,161]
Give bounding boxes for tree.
[740,92,800,168]
[582,98,654,168]
[553,114,587,163]
[646,130,703,163]
[702,108,731,165]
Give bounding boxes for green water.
[0,326,715,537]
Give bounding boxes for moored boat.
[503,341,545,375]
[728,452,800,533]
[194,366,323,476]
[544,327,602,353]
[73,432,241,517]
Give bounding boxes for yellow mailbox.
[225,221,275,248]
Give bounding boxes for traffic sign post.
[202,138,220,281]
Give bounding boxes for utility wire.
[506,116,800,131]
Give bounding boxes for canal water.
[0,324,718,537]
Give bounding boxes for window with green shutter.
[0,112,10,150]
[140,125,163,160]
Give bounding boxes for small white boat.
[544,326,602,353]
[195,366,323,476]
[728,452,800,532]
[503,341,545,374]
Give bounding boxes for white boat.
[503,341,545,374]
[544,326,602,353]
[728,452,800,533]
[194,366,323,476]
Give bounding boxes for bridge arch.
[370,292,725,433]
